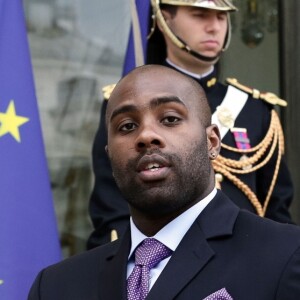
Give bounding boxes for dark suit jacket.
[29,192,300,300]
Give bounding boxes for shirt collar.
[166,58,214,80]
[128,188,217,259]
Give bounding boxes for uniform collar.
[164,59,218,91]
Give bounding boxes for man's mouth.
[144,162,162,172]
[200,39,220,49]
[136,154,171,182]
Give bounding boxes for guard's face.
[162,6,228,65]
[106,69,217,217]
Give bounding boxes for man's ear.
[206,125,221,160]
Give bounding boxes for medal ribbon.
[231,128,251,149]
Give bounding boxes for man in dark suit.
[87,0,294,249]
[29,65,300,300]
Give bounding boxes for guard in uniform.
[87,0,294,249]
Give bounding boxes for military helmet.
[159,0,237,11]
[148,0,237,64]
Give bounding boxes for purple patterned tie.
[127,238,172,300]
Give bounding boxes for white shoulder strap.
[211,85,249,140]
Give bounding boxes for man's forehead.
[108,76,193,109]
[107,65,202,112]
[127,69,182,87]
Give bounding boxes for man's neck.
[130,187,217,237]
[166,58,214,80]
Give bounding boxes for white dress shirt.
[127,188,217,289]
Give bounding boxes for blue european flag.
[0,1,61,299]
[122,0,150,75]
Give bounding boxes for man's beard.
[110,140,212,217]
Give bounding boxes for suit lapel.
[147,191,239,300]
[99,229,131,300]
[197,191,239,239]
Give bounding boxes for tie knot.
[135,238,172,269]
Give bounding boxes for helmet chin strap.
[176,36,222,63]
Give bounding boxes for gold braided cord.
[213,164,264,216]
[216,129,274,168]
[214,111,280,172]
[221,111,276,153]
[213,110,284,216]
[214,128,278,174]
[262,115,285,214]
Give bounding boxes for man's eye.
[192,13,204,18]
[218,13,227,21]
[119,122,137,132]
[162,116,181,124]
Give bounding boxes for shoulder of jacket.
[102,83,116,100]
[226,78,287,107]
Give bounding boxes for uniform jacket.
[29,192,300,300]
[87,67,294,248]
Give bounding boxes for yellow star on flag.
[0,100,29,142]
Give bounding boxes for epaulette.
[226,78,287,107]
[102,84,116,101]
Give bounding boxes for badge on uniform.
[216,105,234,129]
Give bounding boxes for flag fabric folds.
[0,1,61,299]
[122,0,151,76]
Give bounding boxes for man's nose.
[134,124,166,151]
[206,16,222,32]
